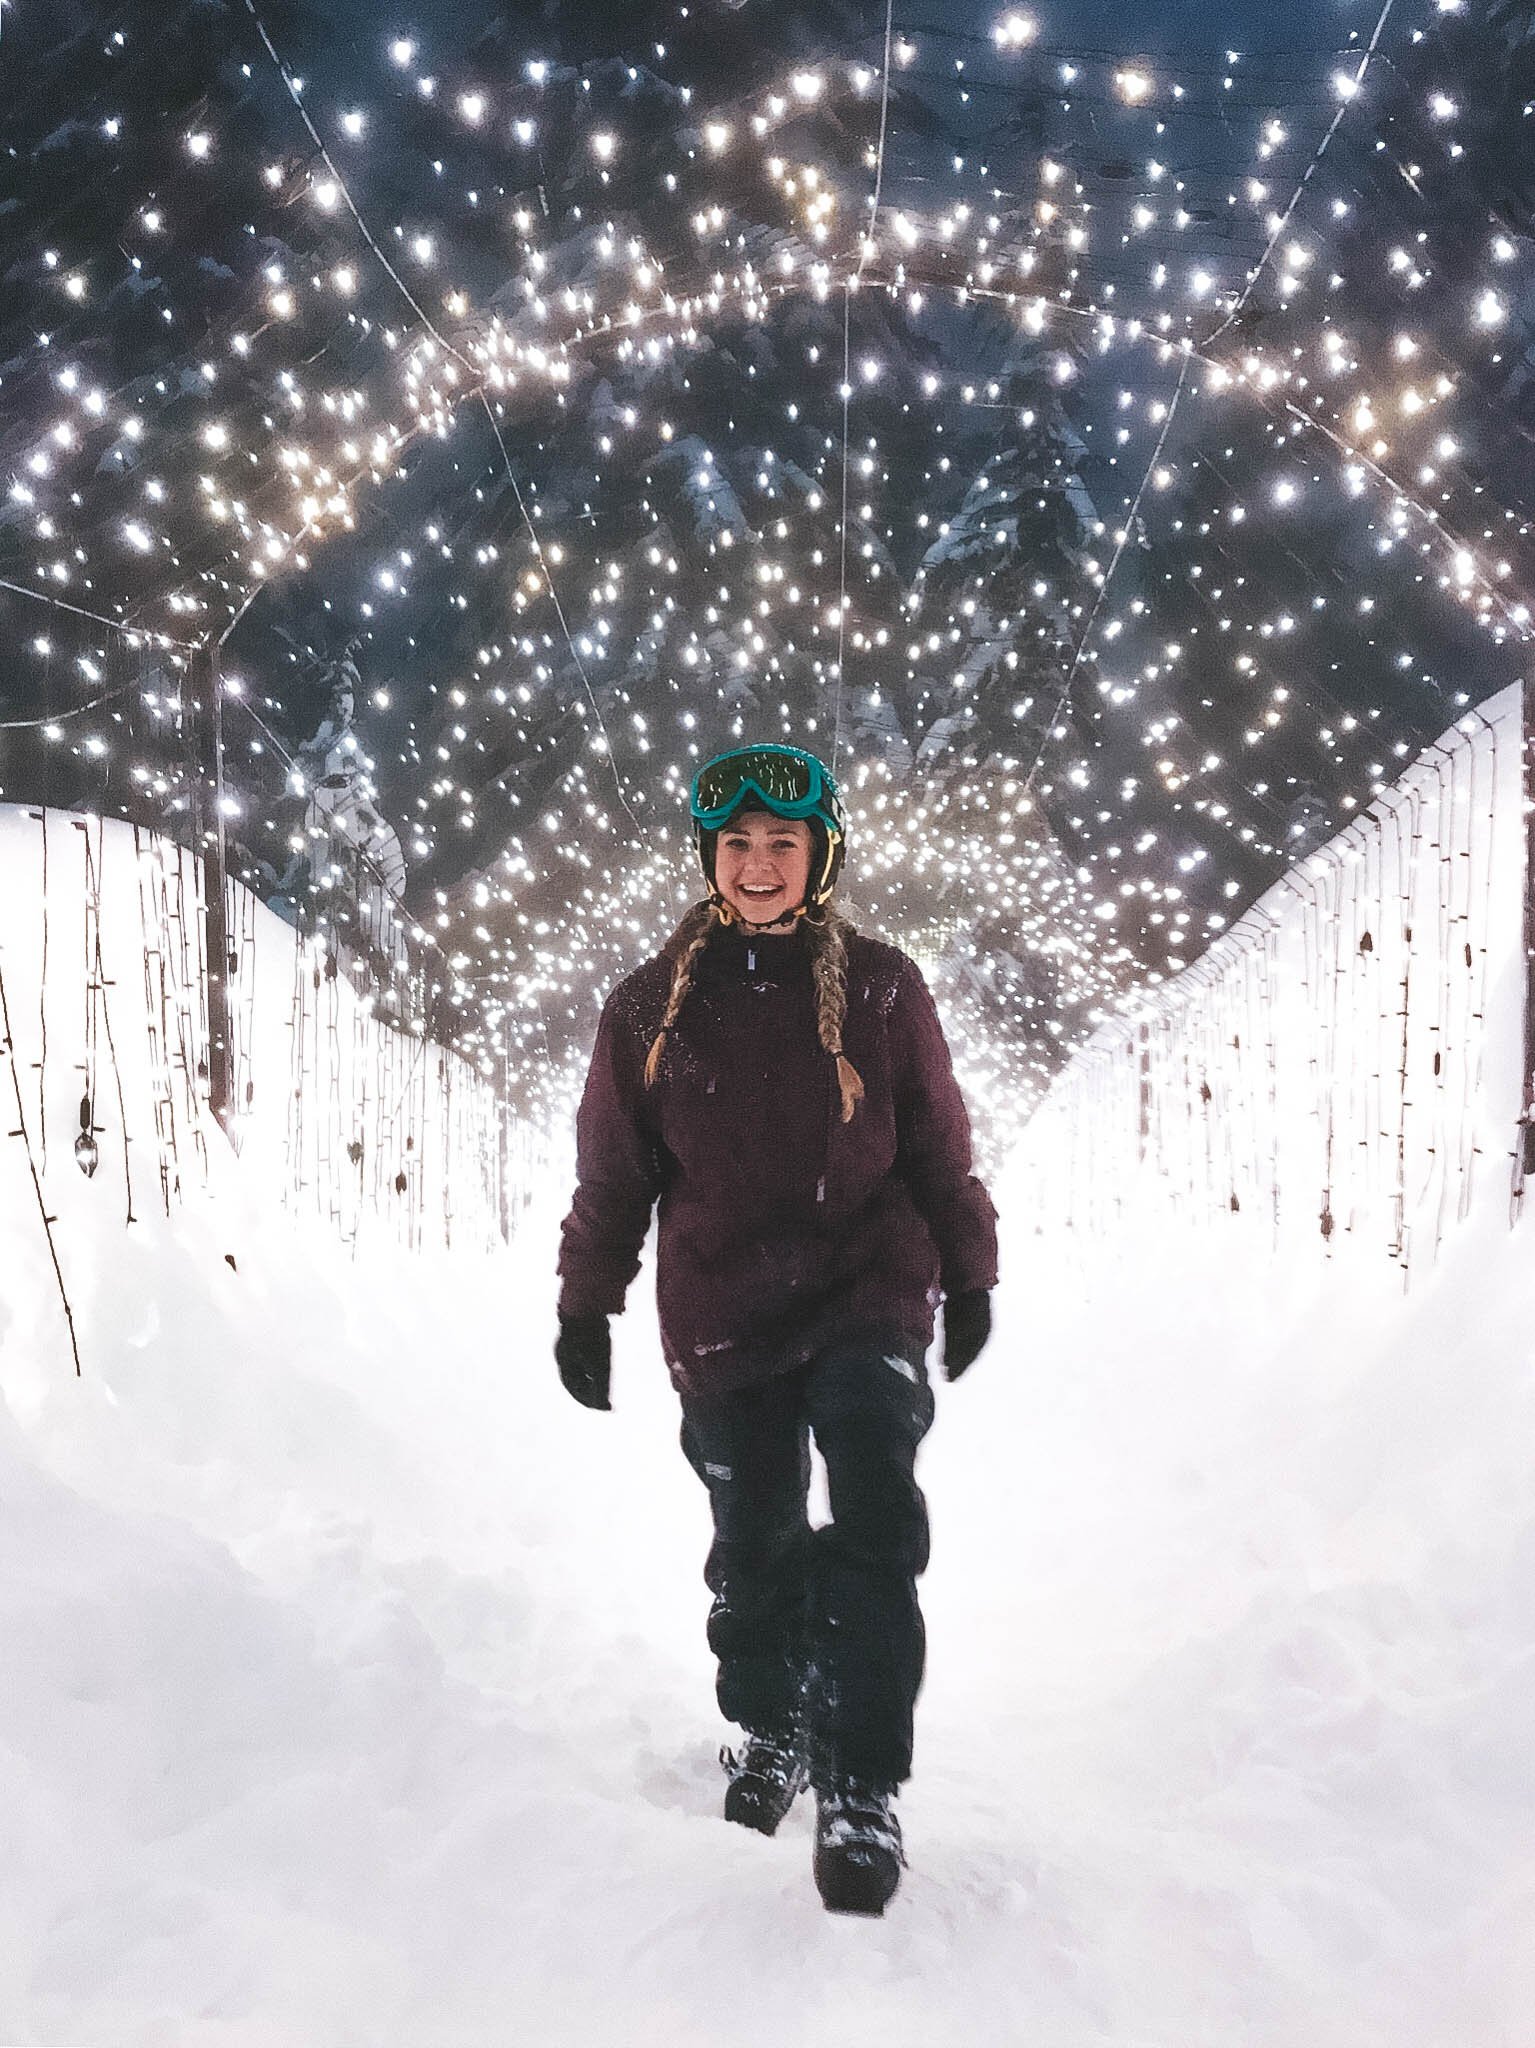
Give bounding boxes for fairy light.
[5,5,1531,1127]
[994,14,1038,47]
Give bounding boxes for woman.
[555,742,998,1916]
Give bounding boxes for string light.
[3,0,1531,1136]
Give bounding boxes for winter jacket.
[557,916,998,1398]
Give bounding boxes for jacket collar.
[695,921,811,987]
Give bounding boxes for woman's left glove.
[942,1289,992,1382]
[555,1313,612,1411]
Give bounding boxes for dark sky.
[341,0,1366,60]
[1026,0,1360,51]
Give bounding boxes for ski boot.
[720,1729,809,1836]
[813,1776,904,1915]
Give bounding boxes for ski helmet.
[689,743,847,911]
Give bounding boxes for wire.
[900,22,1362,69]
[863,0,897,264]
[237,0,649,848]
[0,958,83,1376]
[834,290,854,778]
[476,394,649,847]
[0,678,144,731]
[235,0,465,370]
[1202,0,1398,349]
[0,575,197,651]
[1022,347,1195,797]
[834,0,897,777]
[1277,399,1533,644]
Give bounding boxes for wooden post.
[190,642,234,1136]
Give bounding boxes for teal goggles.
[690,745,841,831]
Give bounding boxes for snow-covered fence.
[1006,682,1528,1280]
[0,807,538,1258]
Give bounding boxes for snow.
[3,802,1534,2042]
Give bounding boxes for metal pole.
[191,642,235,1137]
[1514,673,1535,1216]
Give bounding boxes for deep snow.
[2,1080,1533,2044]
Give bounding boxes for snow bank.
[4,1117,1531,2044]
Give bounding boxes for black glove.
[942,1289,992,1382]
[555,1313,612,1411]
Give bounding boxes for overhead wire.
[833,0,896,777]
[1202,0,1399,349]
[234,0,648,848]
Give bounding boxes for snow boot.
[720,1731,809,1836]
[812,1776,903,1915]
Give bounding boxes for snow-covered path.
[2,1124,1531,2047]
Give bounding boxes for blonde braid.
[807,909,865,1123]
[645,901,720,1087]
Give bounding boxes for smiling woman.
[555,740,998,1917]
[711,812,813,930]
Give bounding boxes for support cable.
[1021,349,1194,795]
[833,0,897,776]
[1202,0,1398,350]
[237,0,644,843]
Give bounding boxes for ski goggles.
[690,745,840,830]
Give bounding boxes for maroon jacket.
[557,918,999,1398]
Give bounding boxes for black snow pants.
[679,1333,936,1788]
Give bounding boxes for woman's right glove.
[942,1289,992,1382]
[555,1313,612,1411]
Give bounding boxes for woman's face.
[713,811,814,925]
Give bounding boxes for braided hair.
[644,902,865,1122]
[643,900,718,1090]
